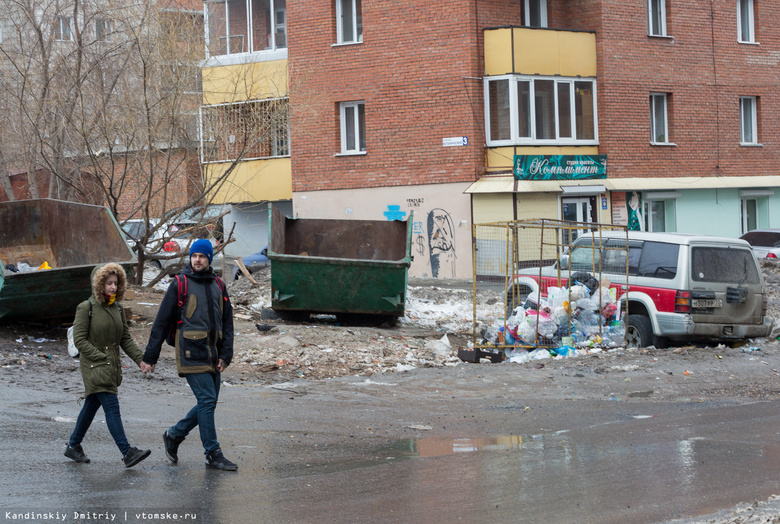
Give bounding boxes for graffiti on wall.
[383,205,407,221]
[384,203,458,279]
[427,208,456,278]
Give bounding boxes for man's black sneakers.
[123,447,151,468]
[64,444,90,463]
[205,448,238,471]
[163,430,184,463]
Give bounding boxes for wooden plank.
[236,257,258,285]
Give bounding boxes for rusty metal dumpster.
[268,205,412,320]
[0,199,134,320]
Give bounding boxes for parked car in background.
[739,229,780,259]
[122,218,221,273]
[226,246,269,280]
[507,231,771,348]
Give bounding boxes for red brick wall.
[595,0,780,179]
[107,149,203,220]
[0,150,202,222]
[289,0,780,191]
[288,0,487,192]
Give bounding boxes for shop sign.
[513,155,607,180]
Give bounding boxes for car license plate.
[692,298,722,308]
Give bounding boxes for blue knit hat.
[190,239,213,263]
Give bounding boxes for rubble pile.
[223,278,491,380]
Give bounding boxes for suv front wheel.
[626,315,653,348]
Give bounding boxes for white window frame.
[740,96,758,145]
[737,0,755,43]
[650,93,669,144]
[336,0,362,44]
[648,0,666,36]
[339,101,366,154]
[522,0,547,28]
[54,16,74,42]
[643,198,674,232]
[95,18,112,41]
[275,8,287,48]
[205,0,287,59]
[484,75,598,147]
[741,197,758,234]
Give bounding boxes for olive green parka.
[73,263,143,396]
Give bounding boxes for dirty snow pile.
[399,286,504,332]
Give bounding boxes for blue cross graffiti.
[383,205,407,221]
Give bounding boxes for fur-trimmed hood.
[91,263,128,304]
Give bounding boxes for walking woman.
[64,263,151,468]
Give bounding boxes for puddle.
[388,433,543,459]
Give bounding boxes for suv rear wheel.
[626,315,653,348]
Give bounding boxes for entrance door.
[561,196,596,244]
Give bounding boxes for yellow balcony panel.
[484,27,596,77]
[202,59,288,105]
[484,29,514,76]
[487,146,599,169]
[205,157,291,204]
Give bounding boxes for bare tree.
[0,0,291,284]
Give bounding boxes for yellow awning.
[464,175,780,194]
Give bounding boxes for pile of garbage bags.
[482,274,626,360]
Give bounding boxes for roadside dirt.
[3,261,780,402]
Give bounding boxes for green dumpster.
[0,199,134,320]
[268,205,412,319]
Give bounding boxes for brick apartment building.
[201,0,780,278]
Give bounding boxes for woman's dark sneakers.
[163,430,184,463]
[205,448,237,471]
[123,447,151,468]
[64,444,90,463]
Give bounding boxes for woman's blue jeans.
[169,372,221,454]
[69,392,130,455]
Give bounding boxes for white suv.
[508,231,772,348]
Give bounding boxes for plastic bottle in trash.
[484,324,499,344]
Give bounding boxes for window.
[522,0,547,28]
[650,93,669,144]
[95,19,112,40]
[337,0,362,44]
[54,16,73,41]
[637,242,678,279]
[199,98,290,163]
[484,76,597,146]
[275,8,286,48]
[206,0,287,57]
[339,101,365,154]
[740,96,758,145]
[643,200,666,231]
[737,0,755,43]
[741,198,758,234]
[691,247,760,284]
[648,0,666,36]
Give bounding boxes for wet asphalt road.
[3,365,780,524]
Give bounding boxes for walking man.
[141,239,237,471]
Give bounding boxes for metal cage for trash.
[461,219,629,363]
